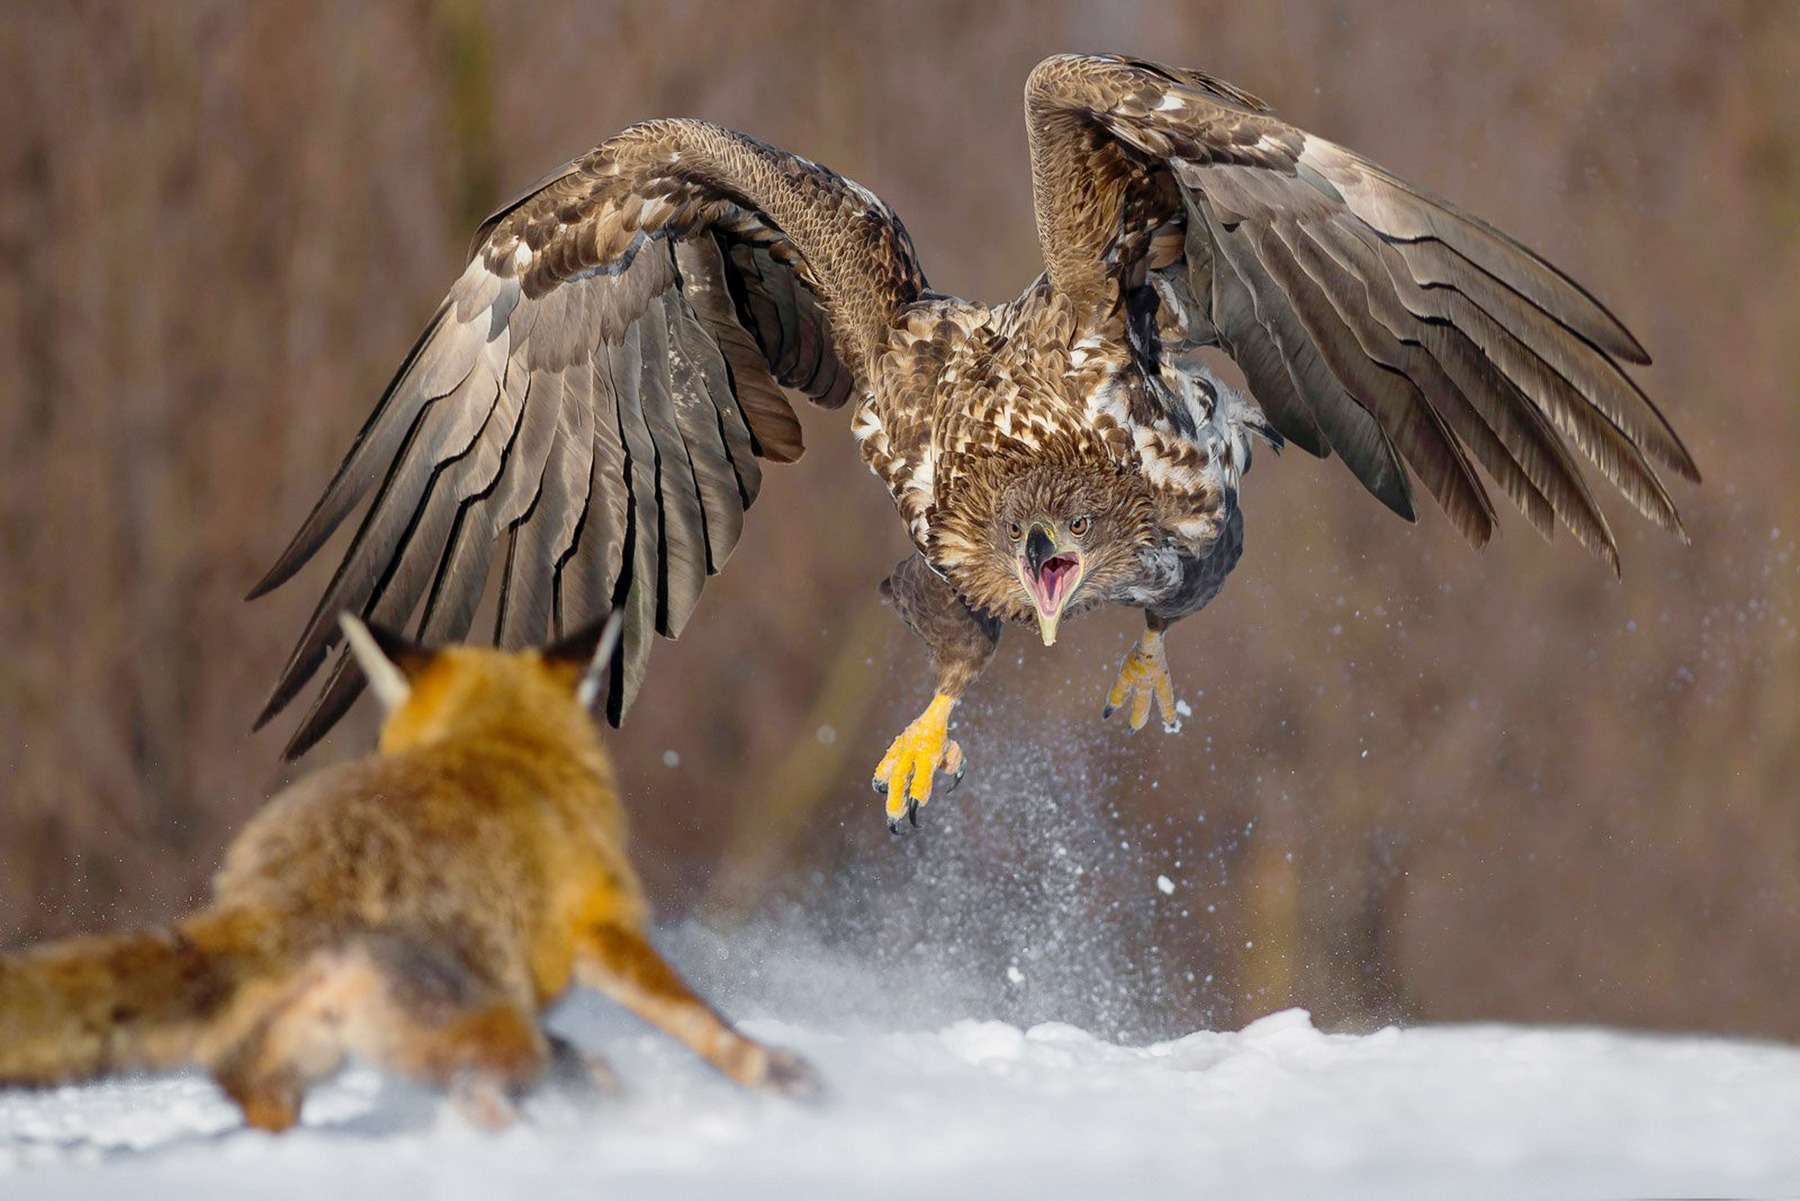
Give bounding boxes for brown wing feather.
[253,120,926,755]
[1024,53,1696,573]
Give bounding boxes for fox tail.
[0,907,267,1086]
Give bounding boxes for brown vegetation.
[3,1,1796,1040]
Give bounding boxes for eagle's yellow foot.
[872,693,964,832]
[1103,630,1181,733]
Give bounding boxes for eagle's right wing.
[251,120,927,756]
[1023,54,1697,572]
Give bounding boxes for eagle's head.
[933,458,1158,643]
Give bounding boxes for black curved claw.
[943,763,967,794]
[907,798,920,827]
[887,817,904,835]
[1101,700,1117,720]
[872,776,888,795]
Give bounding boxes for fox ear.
[543,611,624,712]
[338,613,427,712]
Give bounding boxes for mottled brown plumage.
[253,55,1696,827]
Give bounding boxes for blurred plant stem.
[428,0,498,235]
[1238,837,1300,1019]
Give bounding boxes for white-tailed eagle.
[251,55,1697,831]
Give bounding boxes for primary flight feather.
[252,54,1697,830]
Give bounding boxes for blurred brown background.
[2,1,1796,1041]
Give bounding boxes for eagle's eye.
[1068,515,1091,537]
[1008,521,1023,541]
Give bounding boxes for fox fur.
[0,614,813,1131]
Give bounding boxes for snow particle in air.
[662,750,680,768]
[1156,875,1175,895]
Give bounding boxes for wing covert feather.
[1023,53,1695,573]
[256,120,924,754]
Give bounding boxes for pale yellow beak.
[1018,524,1083,646]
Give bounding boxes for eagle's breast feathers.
[849,286,1253,626]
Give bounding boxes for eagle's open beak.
[1018,523,1083,646]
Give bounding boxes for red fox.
[0,614,814,1130]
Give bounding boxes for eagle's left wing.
[249,120,927,756]
[1024,54,1697,573]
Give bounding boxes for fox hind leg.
[336,996,547,1130]
[205,970,351,1133]
[343,938,550,1129]
[210,941,551,1132]
[574,924,817,1097]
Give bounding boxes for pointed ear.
[544,611,624,712]
[338,613,428,713]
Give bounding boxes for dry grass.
[2,0,1795,1038]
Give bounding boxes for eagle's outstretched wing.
[252,120,926,756]
[1023,54,1697,569]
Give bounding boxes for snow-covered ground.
[6,720,1797,1198]
[3,914,1798,1200]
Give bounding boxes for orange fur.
[0,631,814,1130]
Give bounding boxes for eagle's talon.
[874,694,960,826]
[1105,630,1179,735]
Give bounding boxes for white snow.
[3,921,1798,1200]
[1156,874,1176,895]
[5,715,1796,1198]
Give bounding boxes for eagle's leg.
[1103,611,1182,734]
[875,554,1001,832]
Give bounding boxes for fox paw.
[1103,631,1181,734]
[450,1073,521,1131]
[758,1047,823,1100]
[547,1034,620,1098]
[872,694,964,832]
[231,1089,302,1134]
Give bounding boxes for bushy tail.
[0,907,267,1086]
